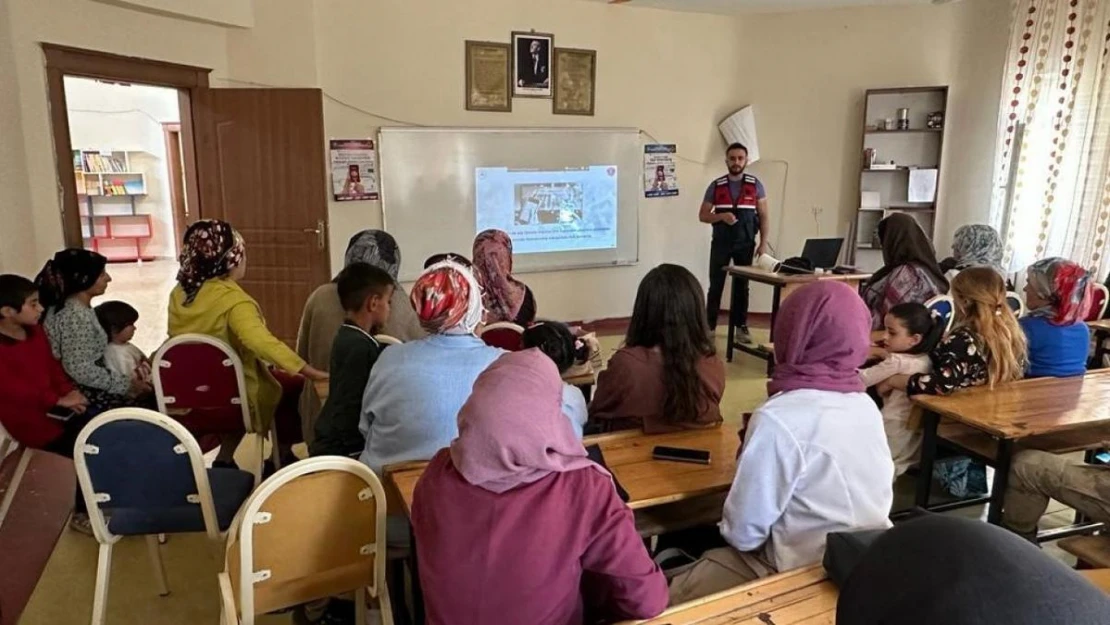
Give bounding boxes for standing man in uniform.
[700,142,769,344]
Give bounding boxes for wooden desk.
[617,565,835,625]
[1089,319,1110,366]
[386,427,740,518]
[724,266,872,368]
[1080,569,1110,594]
[911,370,1110,525]
[315,371,598,404]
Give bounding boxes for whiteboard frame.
[378,126,641,276]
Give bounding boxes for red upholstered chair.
[1088,284,1109,322]
[152,334,271,485]
[479,322,525,351]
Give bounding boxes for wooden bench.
[1060,535,1110,569]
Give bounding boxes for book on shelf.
[122,180,144,194]
[80,152,127,174]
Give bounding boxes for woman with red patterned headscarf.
[358,259,501,482]
[1020,257,1092,378]
[472,229,536,325]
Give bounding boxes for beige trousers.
[1002,449,1110,534]
[667,547,776,606]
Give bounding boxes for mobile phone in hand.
[46,406,77,422]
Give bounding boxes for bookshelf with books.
[73,149,153,262]
[850,86,948,272]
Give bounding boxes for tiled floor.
[17,328,1081,624]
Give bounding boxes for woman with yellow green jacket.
[168,219,327,467]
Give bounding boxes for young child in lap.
[881,267,1027,497]
[859,303,944,477]
[310,263,393,458]
[95,300,150,383]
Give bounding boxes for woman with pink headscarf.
[411,349,667,625]
[669,281,894,604]
[472,229,537,325]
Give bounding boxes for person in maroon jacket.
[412,349,668,625]
[0,274,93,530]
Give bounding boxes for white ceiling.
[587,0,949,15]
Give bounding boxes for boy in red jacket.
[0,274,92,530]
[0,274,89,449]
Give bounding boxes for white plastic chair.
[153,334,278,485]
[75,407,254,625]
[218,457,393,625]
[924,294,956,335]
[0,422,31,530]
[1005,291,1027,317]
[373,334,403,346]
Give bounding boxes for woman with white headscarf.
[357,259,502,475]
[296,230,425,443]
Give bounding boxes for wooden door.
[193,88,330,346]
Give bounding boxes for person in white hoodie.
[669,281,894,604]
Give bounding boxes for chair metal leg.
[0,448,31,529]
[91,543,113,625]
[355,587,368,625]
[378,578,395,625]
[269,422,282,470]
[145,534,170,596]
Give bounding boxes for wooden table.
[724,266,872,369]
[911,370,1110,525]
[315,370,598,404]
[617,565,835,625]
[387,427,741,517]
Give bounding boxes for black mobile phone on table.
[46,406,76,422]
[585,444,630,502]
[652,446,711,465]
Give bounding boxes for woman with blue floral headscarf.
[1020,257,1091,378]
[941,224,1006,281]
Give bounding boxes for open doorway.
[63,76,189,353]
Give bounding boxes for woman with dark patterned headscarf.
[472,229,536,325]
[168,219,327,467]
[861,214,949,331]
[37,249,149,413]
[295,230,425,444]
[1020,257,1092,378]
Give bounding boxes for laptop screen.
[801,238,844,269]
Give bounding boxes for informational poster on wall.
[329,139,380,201]
[643,144,678,198]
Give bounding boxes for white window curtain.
[990,0,1110,279]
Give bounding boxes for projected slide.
[475,166,618,254]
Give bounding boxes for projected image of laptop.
[801,238,844,269]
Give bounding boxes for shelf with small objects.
[852,86,947,272]
[73,149,153,262]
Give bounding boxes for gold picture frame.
[465,40,512,113]
[553,47,596,116]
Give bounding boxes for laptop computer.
[801,238,845,269]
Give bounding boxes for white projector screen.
[379,127,641,281]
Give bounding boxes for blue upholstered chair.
[74,408,255,625]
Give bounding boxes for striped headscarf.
[176,219,245,305]
[409,260,484,335]
[473,229,527,323]
[1026,257,1092,325]
[344,230,400,280]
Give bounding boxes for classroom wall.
[65,77,182,259]
[0,0,37,274]
[0,0,1011,319]
[309,0,745,321]
[737,0,1009,271]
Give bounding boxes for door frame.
[43,44,210,248]
[161,123,189,250]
